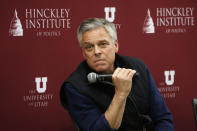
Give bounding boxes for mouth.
[94,59,105,63]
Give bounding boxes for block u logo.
[35,77,47,93]
[104,7,116,22]
[164,71,175,85]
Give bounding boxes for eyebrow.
[83,39,109,45]
[98,40,108,43]
[83,42,92,45]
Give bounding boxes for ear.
[114,40,119,53]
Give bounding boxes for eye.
[99,41,108,48]
[84,44,94,51]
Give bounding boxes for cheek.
[83,51,90,59]
[83,52,93,63]
[110,53,115,63]
[105,51,115,64]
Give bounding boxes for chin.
[95,68,106,73]
[94,66,107,73]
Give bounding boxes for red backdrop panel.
[1,0,197,130]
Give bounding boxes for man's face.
[81,26,119,74]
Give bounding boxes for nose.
[94,46,101,55]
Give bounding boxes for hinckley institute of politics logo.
[143,7,195,34]
[157,70,181,99]
[9,8,71,37]
[23,77,53,108]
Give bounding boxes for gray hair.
[77,18,117,47]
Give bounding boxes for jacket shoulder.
[120,55,146,68]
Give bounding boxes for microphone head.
[87,72,97,83]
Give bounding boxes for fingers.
[113,67,121,78]
[113,68,136,79]
[112,68,136,96]
[128,69,136,78]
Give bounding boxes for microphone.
[87,71,139,84]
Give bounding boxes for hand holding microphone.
[87,68,139,83]
[87,68,138,97]
[112,68,136,97]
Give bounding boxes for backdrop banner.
[1,0,197,130]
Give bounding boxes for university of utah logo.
[35,77,47,93]
[104,7,121,29]
[23,76,53,108]
[104,7,116,22]
[164,70,175,85]
[157,70,180,99]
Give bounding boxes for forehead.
[82,26,112,43]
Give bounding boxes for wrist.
[114,91,128,100]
